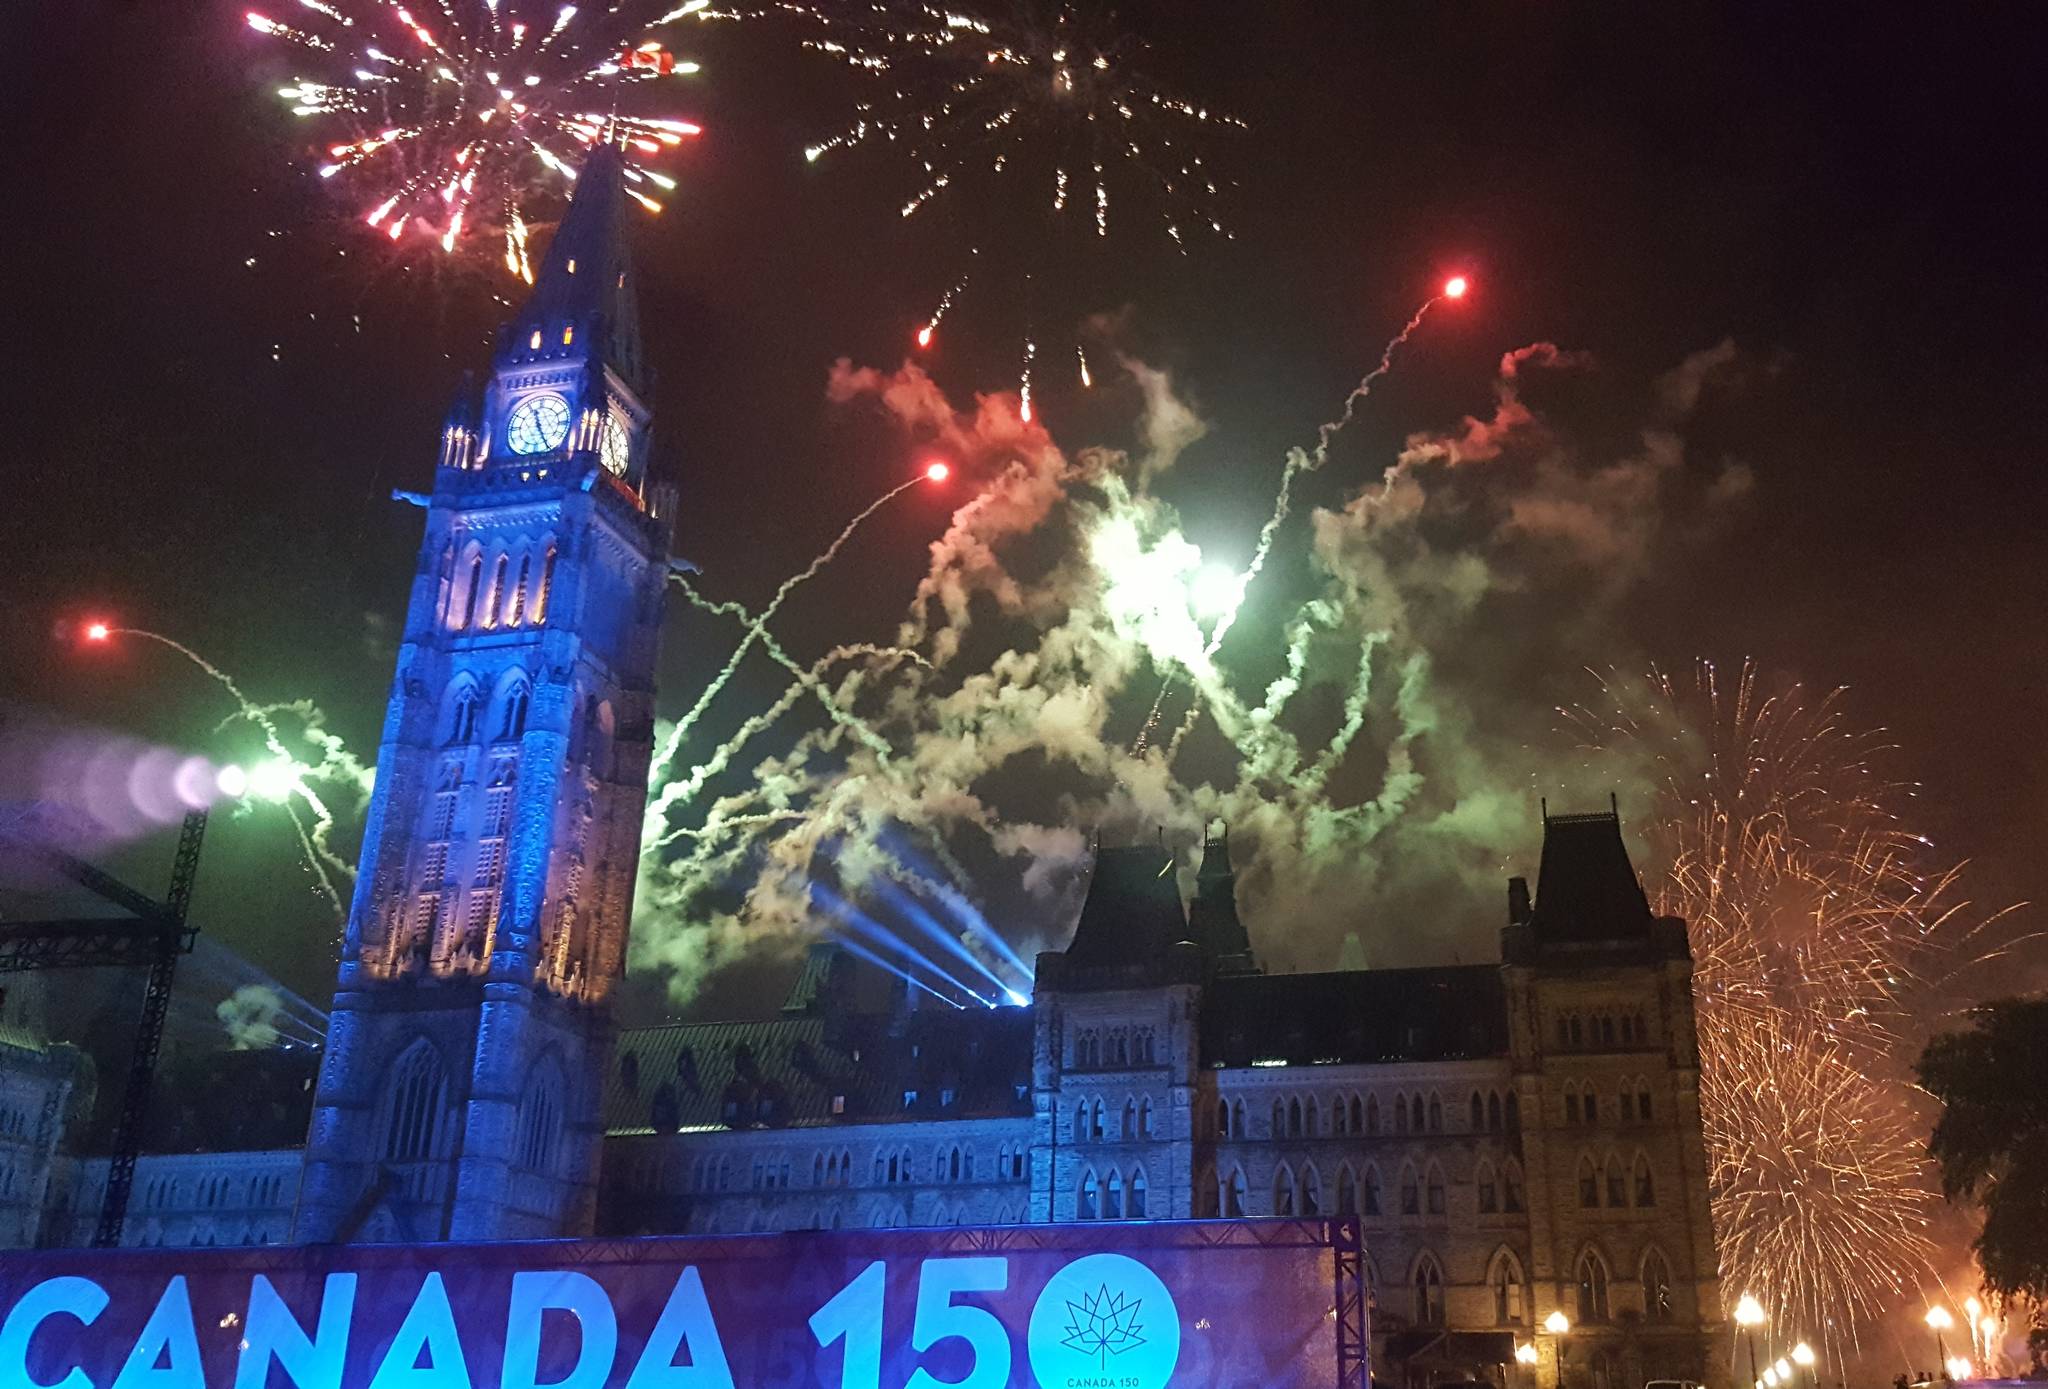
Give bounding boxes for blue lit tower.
[297,144,673,1242]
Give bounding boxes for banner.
[0,1218,1360,1389]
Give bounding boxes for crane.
[0,807,207,1247]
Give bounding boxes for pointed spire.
[497,140,647,395]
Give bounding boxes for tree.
[1918,997,2048,1307]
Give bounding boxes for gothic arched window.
[1129,1167,1147,1218]
[481,555,509,630]
[532,545,558,625]
[1106,1168,1124,1219]
[1425,1162,1446,1216]
[1488,1091,1504,1131]
[384,1041,445,1163]
[1641,1249,1673,1321]
[1634,1154,1655,1207]
[1490,1249,1526,1324]
[1413,1254,1445,1325]
[1576,1249,1611,1323]
[1077,1170,1098,1220]
[1301,1163,1323,1216]
[1606,1154,1626,1207]
[1579,1156,1600,1208]
[1337,1164,1358,1216]
[449,685,481,745]
[1216,1098,1230,1138]
[1122,1097,1137,1139]
[1363,1164,1383,1216]
[1638,1079,1654,1121]
[1399,1163,1419,1216]
[1505,1092,1520,1131]
[1273,1163,1296,1217]
[1471,1091,1485,1131]
[459,556,483,630]
[1477,1159,1499,1214]
[1224,1166,1247,1218]
[1289,1097,1304,1138]
[507,554,531,627]
[1139,1096,1153,1138]
[499,682,530,741]
[1350,1094,1364,1134]
[1364,1094,1379,1135]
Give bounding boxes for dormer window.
[528,329,541,350]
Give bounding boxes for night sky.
[4,1,2044,1027]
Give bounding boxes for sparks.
[739,2,1238,405]
[247,0,704,273]
[1573,661,2021,1352]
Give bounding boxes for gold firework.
[1574,660,2002,1347]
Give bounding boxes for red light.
[1444,275,1470,299]
[924,461,950,483]
[84,622,111,643]
[916,326,934,349]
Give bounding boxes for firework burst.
[1575,661,2021,1349]
[727,1,1239,400]
[247,0,705,277]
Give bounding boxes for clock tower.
[297,143,673,1243]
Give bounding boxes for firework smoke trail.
[1573,660,2026,1349]
[649,623,926,840]
[644,474,933,838]
[1136,285,1463,761]
[106,629,370,915]
[248,0,703,273]
[1208,288,1455,656]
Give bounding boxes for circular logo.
[1027,1252,1181,1389]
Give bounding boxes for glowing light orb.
[1543,1311,1570,1335]
[1791,1345,1815,1368]
[245,757,302,804]
[1005,988,1029,1007]
[1190,562,1241,619]
[916,325,934,348]
[924,460,950,483]
[1515,1345,1540,1366]
[216,764,250,800]
[84,622,111,642]
[1734,1294,1767,1328]
[1947,1359,1971,1381]
[1444,275,1469,299]
[1927,1307,1954,1331]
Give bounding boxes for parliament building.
[0,142,1727,1389]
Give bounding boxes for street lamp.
[1543,1311,1571,1386]
[1927,1307,1954,1371]
[1735,1294,1767,1389]
[1775,1359,1793,1382]
[1792,1341,1816,1389]
[1517,1345,1540,1366]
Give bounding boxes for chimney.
[1507,876,1532,926]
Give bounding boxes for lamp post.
[1792,1340,1816,1389]
[1544,1311,1571,1389]
[1927,1307,1954,1375]
[1517,1340,1539,1389]
[1735,1294,1767,1389]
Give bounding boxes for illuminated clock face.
[506,394,571,455]
[600,415,632,476]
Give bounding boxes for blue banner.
[0,1219,1358,1388]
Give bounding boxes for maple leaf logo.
[1061,1282,1148,1368]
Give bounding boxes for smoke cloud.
[634,338,1755,1002]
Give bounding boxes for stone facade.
[295,142,671,1245]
